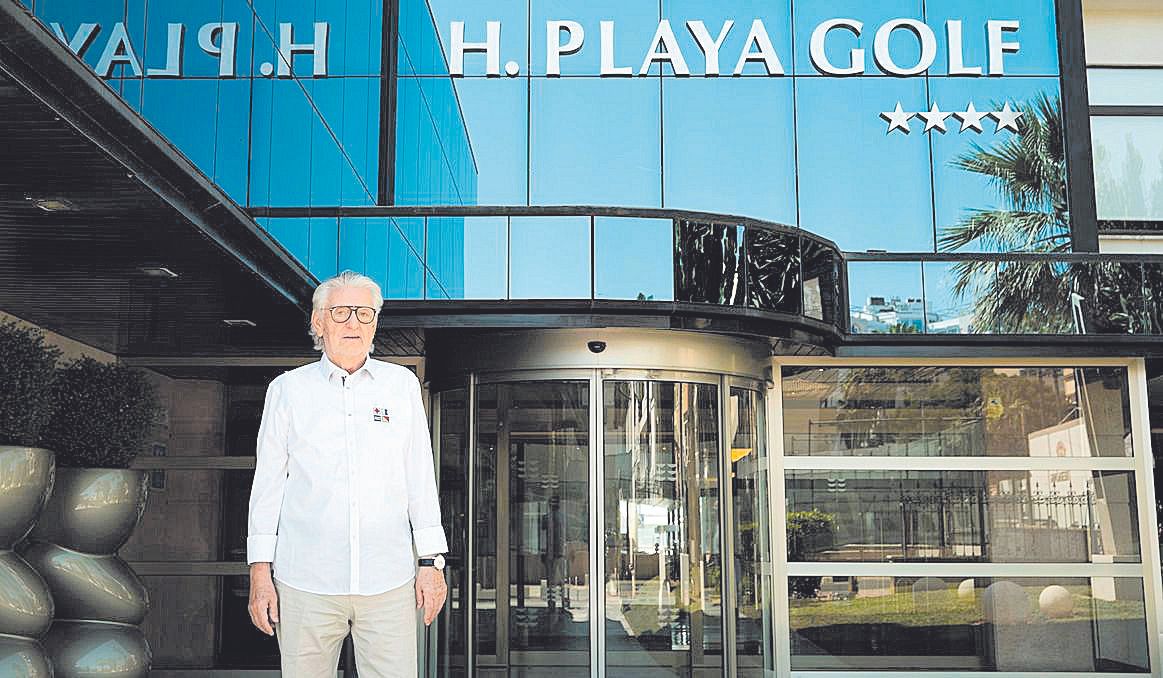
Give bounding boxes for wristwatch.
[418,554,446,571]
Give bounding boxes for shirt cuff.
[412,526,449,557]
[247,534,278,564]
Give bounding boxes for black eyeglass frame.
[326,305,378,324]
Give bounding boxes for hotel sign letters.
[450,18,1022,77]
[48,21,330,78]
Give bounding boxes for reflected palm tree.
[939,94,1155,334]
[938,93,1075,333]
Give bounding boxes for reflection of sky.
[595,218,674,300]
[416,0,1064,260]
[929,77,1063,252]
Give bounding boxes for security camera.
[587,340,607,354]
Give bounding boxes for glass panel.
[926,0,1061,77]
[530,78,661,207]
[595,217,674,301]
[257,217,339,279]
[801,239,841,324]
[952,261,1148,334]
[437,389,469,677]
[447,78,529,205]
[661,78,796,224]
[923,261,990,334]
[847,262,926,334]
[1144,263,1163,334]
[604,380,723,673]
[1092,116,1163,222]
[412,0,527,77]
[781,367,1134,458]
[428,217,467,300]
[384,217,425,300]
[474,383,500,659]
[745,228,801,314]
[394,76,478,206]
[510,216,591,299]
[789,576,1150,672]
[529,0,659,77]
[505,382,590,656]
[795,77,933,251]
[1089,68,1163,106]
[792,0,923,76]
[730,388,773,674]
[475,381,591,670]
[786,470,1141,563]
[462,217,509,300]
[675,220,743,305]
[661,0,792,77]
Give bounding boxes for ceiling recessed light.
[139,266,179,279]
[26,197,78,212]
[223,319,256,327]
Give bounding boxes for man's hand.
[248,563,279,636]
[415,566,447,626]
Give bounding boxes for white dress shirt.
[246,353,448,595]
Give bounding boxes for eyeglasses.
[327,305,377,324]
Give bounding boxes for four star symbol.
[880,102,1022,134]
[879,102,914,134]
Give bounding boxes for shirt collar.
[318,352,379,383]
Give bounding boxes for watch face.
[434,554,446,570]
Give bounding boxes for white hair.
[309,270,384,351]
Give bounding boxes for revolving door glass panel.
[475,380,592,675]
[603,380,723,676]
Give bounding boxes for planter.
[43,620,151,678]
[21,542,148,625]
[0,447,55,548]
[28,468,151,678]
[0,446,56,676]
[29,468,149,554]
[0,552,53,638]
[0,635,52,678]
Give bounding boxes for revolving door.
[426,328,776,678]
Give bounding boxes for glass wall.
[781,364,1154,673]
[31,0,383,209]
[400,0,1068,255]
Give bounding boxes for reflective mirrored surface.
[782,367,1133,457]
[603,380,723,673]
[789,576,1150,672]
[786,470,1141,563]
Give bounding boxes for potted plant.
[23,357,161,678]
[0,320,59,677]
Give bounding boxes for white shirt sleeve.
[405,376,449,557]
[247,377,290,564]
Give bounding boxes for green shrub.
[787,510,835,599]
[40,357,161,468]
[0,321,61,446]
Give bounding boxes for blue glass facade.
[411,0,1066,255]
[28,0,1091,319]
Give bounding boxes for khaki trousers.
[273,577,418,678]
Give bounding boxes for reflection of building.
[849,296,933,333]
[0,0,1161,676]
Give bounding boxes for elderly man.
[246,270,448,677]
